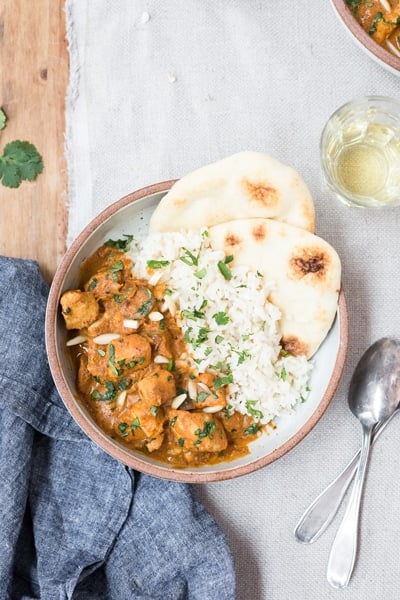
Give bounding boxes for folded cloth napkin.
[0,257,235,600]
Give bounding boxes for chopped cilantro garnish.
[117,378,131,391]
[88,278,98,290]
[91,380,116,402]
[118,422,129,437]
[126,356,145,369]
[213,311,230,325]
[368,11,383,35]
[245,400,264,420]
[244,423,259,436]
[194,268,207,279]
[109,260,124,273]
[214,373,233,390]
[136,299,153,316]
[197,392,209,402]
[194,328,211,348]
[236,349,251,365]
[131,417,141,430]
[217,260,232,280]
[195,421,216,440]
[104,234,134,251]
[147,259,170,269]
[150,405,158,416]
[179,247,198,266]
[181,308,205,320]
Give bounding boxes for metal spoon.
[326,337,400,588]
[294,406,400,545]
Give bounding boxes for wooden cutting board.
[0,0,68,283]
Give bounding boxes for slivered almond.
[197,382,212,395]
[66,335,88,346]
[148,311,164,321]
[154,354,169,364]
[123,319,139,329]
[386,40,400,59]
[93,333,121,344]
[163,295,176,316]
[171,393,187,409]
[116,390,127,409]
[187,379,197,400]
[202,405,224,413]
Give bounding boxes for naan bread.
[208,218,341,358]
[150,152,315,233]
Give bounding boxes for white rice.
[129,230,312,424]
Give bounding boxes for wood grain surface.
[0,0,68,283]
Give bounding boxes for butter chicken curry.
[60,238,260,467]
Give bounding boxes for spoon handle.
[294,410,398,544]
[326,425,373,588]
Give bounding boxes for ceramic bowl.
[331,0,400,75]
[45,182,349,482]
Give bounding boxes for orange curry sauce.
[60,238,259,467]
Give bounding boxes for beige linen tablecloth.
[65,1,400,598]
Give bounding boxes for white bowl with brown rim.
[45,182,348,483]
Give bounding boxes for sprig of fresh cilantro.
[0,107,44,188]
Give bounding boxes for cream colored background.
[65,2,400,598]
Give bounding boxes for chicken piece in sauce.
[168,409,228,453]
[86,334,152,381]
[60,290,99,330]
[116,396,165,452]
[191,373,227,410]
[218,409,259,440]
[137,369,176,406]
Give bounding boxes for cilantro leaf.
[0,140,44,188]
[0,108,7,130]
[213,311,230,326]
[104,234,134,251]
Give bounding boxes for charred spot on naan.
[252,222,267,242]
[242,178,279,208]
[224,232,242,249]
[289,246,330,282]
[281,336,309,357]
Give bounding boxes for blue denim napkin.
[0,257,235,600]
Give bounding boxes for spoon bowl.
[348,337,400,426]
